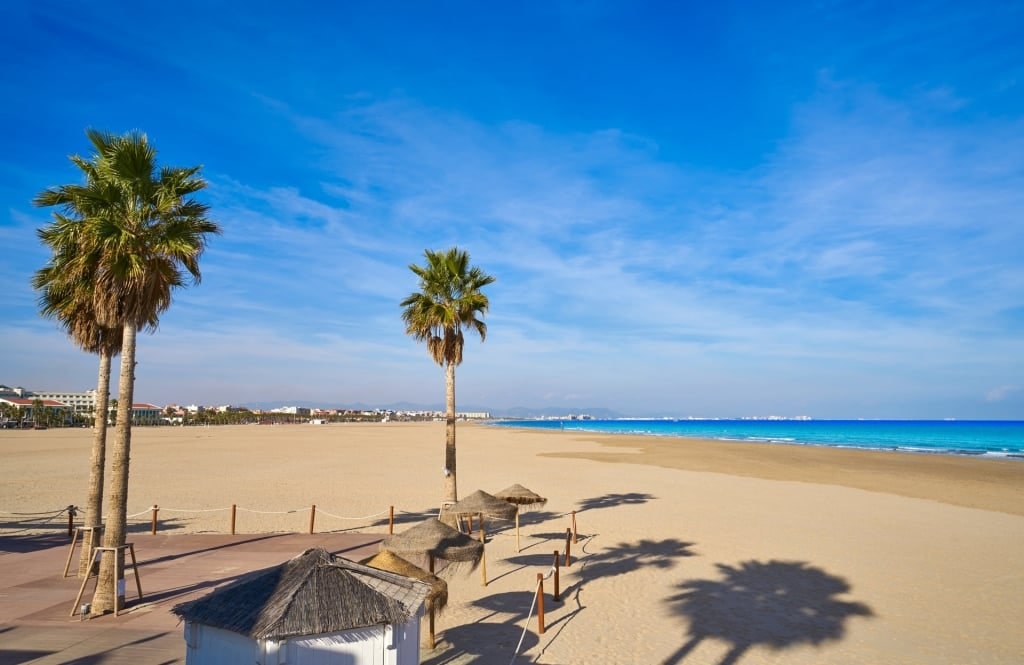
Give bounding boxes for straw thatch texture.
[171,548,430,640]
[381,519,484,565]
[494,484,548,509]
[448,489,518,520]
[361,550,448,615]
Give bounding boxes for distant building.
[0,396,74,423]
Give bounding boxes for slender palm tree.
[34,129,220,613]
[400,247,494,503]
[31,243,159,575]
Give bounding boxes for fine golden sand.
[3,423,1023,664]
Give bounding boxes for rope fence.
[2,502,413,537]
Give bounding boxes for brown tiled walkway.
[0,531,384,664]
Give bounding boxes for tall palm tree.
[34,129,220,613]
[31,240,159,575]
[400,247,494,503]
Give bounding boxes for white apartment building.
[0,385,96,417]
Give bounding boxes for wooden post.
[515,507,521,553]
[309,504,316,534]
[536,573,546,634]
[230,504,237,535]
[150,505,159,535]
[553,551,561,601]
[389,505,394,534]
[428,555,436,648]
[467,514,473,533]
[479,515,487,586]
[67,505,77,538]
[572,510,578,543]
[564,528,572,567]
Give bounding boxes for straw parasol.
[171,548,430,640]
[361,549,449,650]
[447,490,518,585]
[494,484,548,552]
[361,549,448,615]
[380,518,484,572]
[380,519,483,648]
[449,489,518,524]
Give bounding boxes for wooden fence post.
[564,528,572,567]
[150,505,159,535]
[230,504,237,535]
[536,573,546,634]
[67,505,77,538]
[308,504,316,534]
[572,510,578,543]
[389,506,394,534]
[553,551,561,601]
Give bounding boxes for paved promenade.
[0,531,385,664]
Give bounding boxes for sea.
[487,419,1024,459]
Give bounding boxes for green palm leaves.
[401,247,495,368]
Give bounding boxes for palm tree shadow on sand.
[663,560,873,665]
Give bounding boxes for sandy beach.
[2,422,1023,664]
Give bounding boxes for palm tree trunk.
[77,351,111,578]
[92,323,136,614]
[443,361,457,503]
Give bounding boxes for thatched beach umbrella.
[171,548,430,643]
[381,519,483,649]
[381,519,484,573]
[361,549,448,615]
[494,484,548,552]
[362,549,449,649]
[447,490,518,585]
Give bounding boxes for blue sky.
[1,1,1022,418]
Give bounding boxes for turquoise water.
[488,419,1024,458]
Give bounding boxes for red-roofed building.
[0,396,73,426]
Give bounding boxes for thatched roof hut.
[172,548,430,665]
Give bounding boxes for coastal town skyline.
[2,3,1022,420]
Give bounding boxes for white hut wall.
[392,616,423,665]
[284,626,386,665]
[184,622,262,665]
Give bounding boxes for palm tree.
[31,241,159,575]
[33,129,220,613]
[400,247,494,503]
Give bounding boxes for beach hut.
[171,548,430,665]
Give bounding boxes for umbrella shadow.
[662,560,874,665]
[422,620,539,664]
[577,492,656,512]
